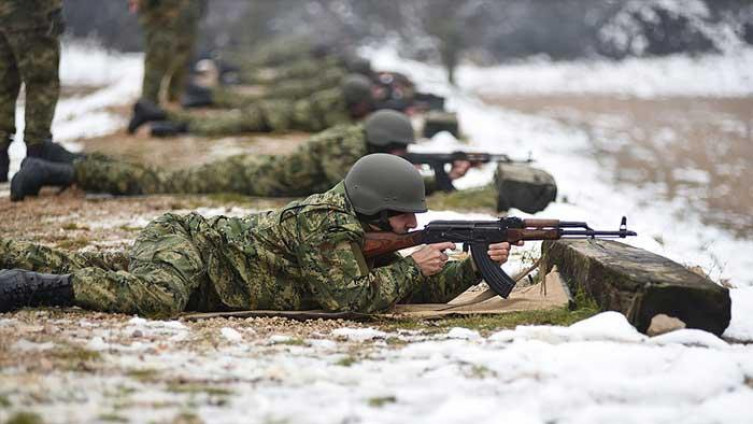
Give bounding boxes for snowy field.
[2,42,753,423]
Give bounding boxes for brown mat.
[182,266,570,322]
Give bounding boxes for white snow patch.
[268,334,293,344]
[446,327,481,340]
[649,329,729,349]
[724,287,753,342]
[332,327,387,342]
[220,327,244,343]
[491,312,648,345]
[12,339,55,352]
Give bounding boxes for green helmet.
[341,74,373,106]
[344,55,372,76]
[345,153,427,215]
[364,110,415,147]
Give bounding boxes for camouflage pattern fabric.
[210,67,348,108]
[240,55,343,85]
[0,0,62,148]
[138,0,203,103]
[74,124,368,196]
[0,183,480,317]
[168,86,352,137]
[0,238,129,273]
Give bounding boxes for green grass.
[426,185,498,211]
[273,337,306,346]
[61,222,90,231]
[465,364,496,379]
[335,355,358,367]
[171,411,204,424]
[367,396,397,408]
[0,394,11,408]
[377,296,599,336]
[166,383,234,397]
[126,368,162,383]
[52,344,102,368]
[97,413,129,423]
[5,412,44,424]
[55,237,93,250]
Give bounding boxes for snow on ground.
[2,312,752,424]
[366,45,753,333]
[2,42,753,423]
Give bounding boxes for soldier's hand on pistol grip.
[410,242,456,276]
[448,160,472,180]
[470,241,524,272]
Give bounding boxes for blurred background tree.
[63,0,753,82]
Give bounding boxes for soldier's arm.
[401,258,481,304]
[297,230,425,313]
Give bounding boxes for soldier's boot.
[10,158,75,202]
[150,121,189,138]
[26,140,84,164]
[0,269,74,313]
[127,99,167,134]
[181,84,214,108]
[0,146,8,183]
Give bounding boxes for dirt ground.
[483,95,753,238]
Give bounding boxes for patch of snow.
[446,327,481,340]
[220,327,243,343]
[268,334,293,344]
[724,287,753,342]
[649,329,729,348]
[332,327,388,342]
[12,339,55,352]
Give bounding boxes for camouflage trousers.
[167,99,298,137]
[209,70,345,109]
[0,26,60,148]
[0,212,262,318]
[73,152,313,197]
[140,0,201,104]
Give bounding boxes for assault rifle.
[402,151,533,192]
[363,217,637,299]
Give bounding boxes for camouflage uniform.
[74,124,368,196]
[138,0,204,103]
[0,0,63,149]
[0,183,480,317]
[168,86,353,137]
[210,67,348,108]
[239,55,343,86]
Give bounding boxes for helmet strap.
[358,210,397,232]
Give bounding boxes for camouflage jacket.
[207,182,481,313]
[0,0,63,31]
[261,86,353,133]
[247,123,369,197]
[137,0,205,26]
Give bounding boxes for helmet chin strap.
[359,210,396,232]
[375,210,394,232]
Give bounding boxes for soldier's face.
[388,213,418,234]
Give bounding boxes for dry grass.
[483,95,753,238]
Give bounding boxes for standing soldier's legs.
[141,23,175,104]
[167,0,201,103]
[0,31,21,182]
[9,29,60,151]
